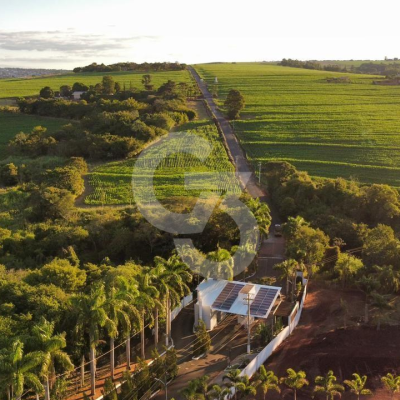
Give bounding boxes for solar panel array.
[212,282,243,311]
[250,288,279,317]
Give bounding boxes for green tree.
[31,318,74,400]
[72,82,89,92]
[381,373,400,399]
[71,284,114,395]
[39,87,54,99]
[255,366,280,400]
[0,340,43,400]
[222,369,243,400]
[152,254,192,346]
[344,374,372,400]
[274,259,297,299]
[0,163,19,186]
[180,379,205,400]
[141,74,154,90]
[280,368,309,400]
[313,370,344,400]
[224,89,245,119]
[356,275,380,323]
[207,384,231,400]
[334,253,364,288]
[371,292,392,330]
[193,321,211,357]
[104,277,135,380]
[205,247,234,280]
[135,274,159,359]
[246,197,272,238]
[374,265,400,294]
[59,85,72,97]
[236,375,257,399]
[102,76,115,95]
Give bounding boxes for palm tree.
[344,373,372,400]
[236,375,258,399]
[274,259,297,299]
[313,370,344,400]
[153,254,192,346]
[223,369,243,400]
[206,247,235,280]
[207,384,231,400]
[280,368,309,400]
[246,197,271,238]
[0,340,43,400]
[31,318,74,400]
[105,276,139,380]
[135,273,159,359]
[71,283,114,396]
[381,373,400,399]
[255,366,280,400]
[180,379,205,400]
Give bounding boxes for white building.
[72,91,85,100]
[195,279,282,330]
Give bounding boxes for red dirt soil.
[263,283,400,399]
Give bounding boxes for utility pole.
[244,293,254,354]
[258,161,262,184]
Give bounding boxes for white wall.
[233,283,308,392]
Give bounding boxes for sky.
[0,0,399,69]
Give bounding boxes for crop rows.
[85,121,241,205]
[195,62,400,187]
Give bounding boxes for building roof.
[197,279,281,319]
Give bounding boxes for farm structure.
[194,279,282,330]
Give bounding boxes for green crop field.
[85,120,240,205]
[0,70,191,99]
[0,112,70,159]
[195,63,400,187]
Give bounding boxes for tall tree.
[274,259,297,299]
[135,273,158,359]
[71,284,114,395]
[334,253,364,288]
[224,89,245,119]
[313,370,344,400]
[152,254,192,346]
[222,369,243,400]
[102,76,115,95]
[344,374,372,400]
[104,277,137,380]
[0,340,43,400]
[280,368,309,400]
[31,318,74,400]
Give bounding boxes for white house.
[72,91,85,100]
[195,279,282,330]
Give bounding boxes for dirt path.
[263,283,400,399]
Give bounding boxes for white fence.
[171,292,194,322]
[239,281,308,379]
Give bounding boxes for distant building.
[72,91,85,100]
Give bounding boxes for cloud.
[0,30,157,55]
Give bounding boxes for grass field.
[85,120,240,205]
[0,70,191,99]
[0,112,70,159]
[195,63,400,187]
